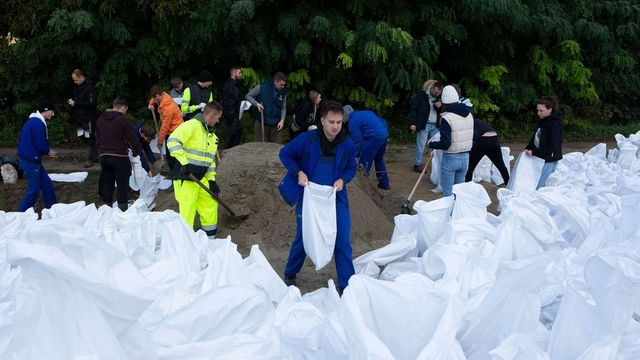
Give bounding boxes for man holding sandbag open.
[278,100,357,295]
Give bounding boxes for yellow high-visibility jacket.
[167,114,218,181]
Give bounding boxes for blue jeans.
[414,123,439,166]
[440,152,469,197]
[18,160,57,212]
[536,161,558,189]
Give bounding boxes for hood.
[193,113,216,133]
[443,102,471,117]
[542,111,563,123]
[101,109,124,121]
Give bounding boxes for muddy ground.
[0,140,611,292]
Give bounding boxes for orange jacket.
[149,92,184,145]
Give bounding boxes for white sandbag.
[413,197,454,253]
[472,155,494,183]
[338,274,455,360]
[201,237,254,293]
[620,195,640,243]
[617,141,638,170]
[489,332,550,360]
[378,258,424,281]
[158,334,279,360]
[585,143,607,160]
[460,251,566,359]
[243,244,288,303]
[451,182,491,220]
[507,152,545,193]
[390,214,419,244]
[129,154,146,191]
[355,261,381,278]
[48,171,89,183]
[150,287,275,347]
[430,149,443,193]
[490,147,512,186]
[353,235,417,271]
[302,182,337,271]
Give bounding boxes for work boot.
[284,275,297,287]
[413,164,424,172]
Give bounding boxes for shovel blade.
[149,159,165,177]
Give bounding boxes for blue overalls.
[284,155,355,289]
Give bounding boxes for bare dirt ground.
[0,140,611,292]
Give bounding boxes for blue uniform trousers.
[359,136,390,188]
[18,160,57,212]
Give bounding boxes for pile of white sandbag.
[2,136,640,359]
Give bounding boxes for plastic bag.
[244,244,288,303]
[430,149,444,193]
[302,182,337,271]
[451,182,491,220]
[413,197,454,252]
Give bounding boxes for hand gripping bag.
[302,182,337,271]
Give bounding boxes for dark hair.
[149,85,163,97]
[537,96,558,112]
[450,83,462,97]
[140,124,156,138]
[308,90,320,102]
[71,69,85,78]
[204,101,223,114]
[230,66,241,73]
[320,100,343,118]
[112,96,128,108]
[170,76,182,87]
[273,72,287,82]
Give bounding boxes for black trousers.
[224,114,243,148]
[100,155,132,211]
[465,135,510,184]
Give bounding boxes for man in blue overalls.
[346,108,390,190]
[279,100,358,294]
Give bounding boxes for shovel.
[400,152,433,214]
[189,174,250,220]
[260,107,265,142]
[149,109,166,174]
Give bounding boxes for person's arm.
[245,84,261,107]
[549,122,563,161]
[181,87,197,115]
[280,95,287,121]
[33,122,50,156]
[348,119,364,153]
[279,135,306,176]
[125,120,141,157]
[340,142,358,184]
[203,137,219,182]
[408,95,419,127]
[428,120,451,150]
[157,107,170,146]
[167,123,189,165]
[74,87,97,109]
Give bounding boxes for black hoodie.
[96,110,140,157]
[72,78,98,128]
[526,111,563,162]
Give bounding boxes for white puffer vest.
[441,112,474,153]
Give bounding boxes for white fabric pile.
[2,136,640,359]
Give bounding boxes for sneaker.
[284,275,297,287]
[413,164,424,172]
[377,183,390,190]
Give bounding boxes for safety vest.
[181,84,213,120]
[441,112,473,153]
[256,81,287,126]
[166,115,218,181]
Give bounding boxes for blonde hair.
[422,80,442,92]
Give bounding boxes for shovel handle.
[406,152,433,203]
[188,174,237,218]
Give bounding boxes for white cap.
[441,85,460,104]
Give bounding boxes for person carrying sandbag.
[278,100,358,294]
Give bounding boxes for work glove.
[187,164,207,180]
[208,180,221,196]
[197,102,206,110]
[178,163,192,178]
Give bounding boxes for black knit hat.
[37,100,56,113]
[198,70,213,82]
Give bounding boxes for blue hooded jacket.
[17,112,50,163]
[278,129,357,206]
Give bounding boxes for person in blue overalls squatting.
[278,100,358,294]
[345,107,390,190]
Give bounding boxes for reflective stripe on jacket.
[167,114,218,181]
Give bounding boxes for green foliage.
[0,0,638,146]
